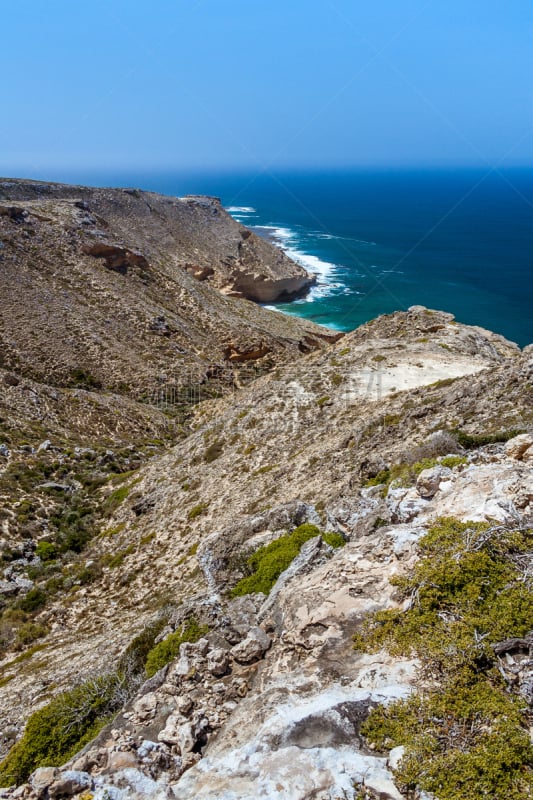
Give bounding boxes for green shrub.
[364,469,391,488]
[101,544,134,569]
[204,439,224,463]
[35,541,57,562]
[15,622,49,649]
[68,368,102,390]
[103,481,139,515]
[0,673,122,785]
[451,428,524,449]
[16,588,46,613]
[118,616,168,675]
[322,532,345,548]
[355,517,533,799]
[231,524,342,597]
[144,618,209,678]
[364,455,466,495]
[439,454,467,469]
[187,502,208,521]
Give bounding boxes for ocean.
[67,168,533,347]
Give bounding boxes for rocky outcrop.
[82,242,150,276]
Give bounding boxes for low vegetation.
[0,672,127,785]
[231,523,344,597]
[187,502,208,520]
[144,617,209,678]
[0,440,152,654]
[451,427,524,449]
[364,454,467,494]
[354,517,533,800]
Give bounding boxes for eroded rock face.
[82,242,150,276]
[228,270,315,303]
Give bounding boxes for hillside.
[0,178,329,401]
[0,181,532,800]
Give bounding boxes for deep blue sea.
[66,169,533,346]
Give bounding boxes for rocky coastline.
[0,180,532,799]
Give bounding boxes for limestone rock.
[206,648,229,677]
[364,768,404,800]
[387,487,429,523]
[387,745,405,771]
[231,627,271,664]
[133,692,158,721]
[416,465,452,498]
[48,770,92,797]
[505,433,533,460]
[30,767,58,798]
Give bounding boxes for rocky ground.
[0,180,532,800]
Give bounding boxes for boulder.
[0,205,26,222]
[231,627,271,664]
[158,715,196,754]
[0,580,17,597]
[133,691,158,721]
[387,487,428,523]
[48,770,92,798]
[207,648,230,677]
[416,465,452,498]
[505,433,533,461]
[388,745,405,771]
[364,769,404,800]
[31,767,58,798]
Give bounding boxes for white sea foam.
[226,206,257,214]
[313,232,339,241]
[258,225,295,241]
[257,224,348,303]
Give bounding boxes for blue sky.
[1,0,532,176]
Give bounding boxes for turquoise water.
[65,169,533,346]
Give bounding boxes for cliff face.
[0,182,532,799]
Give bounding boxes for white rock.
[133,692,158,719]
[387,487,428,523]
[207,647,229,676]
[158,712,185,746]
[192,637,210,656]
[364,766,404,800]
[231,627,271,664]
[387,745,405,771]
[176,695,194,715]
[137,739,158,759]
[231,628,271,664]
[177,721,196,754]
